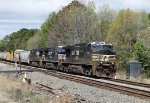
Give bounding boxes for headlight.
[112,62,115,65]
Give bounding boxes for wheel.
[84,70,92,76]
[29,61,32,66]
[58,66,63,71]
[45,64,48,69]
[43,63,47,69]
[107,73,116,79]
[65,68,69,73]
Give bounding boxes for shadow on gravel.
[0,70,34,73]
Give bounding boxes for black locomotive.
[29,42,116,78]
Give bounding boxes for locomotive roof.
[30,42,113,51]
[31,47,54,52]
[63,43,88,50]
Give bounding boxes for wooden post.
[19,53,21,73]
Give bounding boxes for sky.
[0,0,150,40]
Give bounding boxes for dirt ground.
[0,73,68,103]
[116,71,150,84]
[0,74,22,103]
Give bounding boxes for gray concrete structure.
[126,61,142,79]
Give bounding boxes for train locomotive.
[29,42,116,78]
[0,42,116,78]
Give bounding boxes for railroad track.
[41,70,150,99]
[35,82,55,93]
[2,60,149,89]
[107,78,150,88]
[0,60,150,99]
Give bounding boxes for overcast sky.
[0,0,150,40]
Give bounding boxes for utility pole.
[19,53,21,73]
[148,13,150,26]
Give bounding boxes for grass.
[0,101,7,103]
[9,88,23,101]
[116,71,126,80]
[7,88,48,103]
[58,94,69,103]
[30,95,44,103]
[116,71,150,84]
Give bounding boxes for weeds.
[0,101,7,103]
[30,95,44,103]
[7,88,49,103]
[57,94,70,103]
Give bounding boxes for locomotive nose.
[102,55,115,62]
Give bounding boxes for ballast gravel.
[0,62,150,103]
[27,72,150,103]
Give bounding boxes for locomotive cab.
[89,42,116,78]
[57,46,66,61]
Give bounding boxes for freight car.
[0,52,4,60]
[0,50,29,63]
[6,52,12,61]
[1,52,6,61]
[29,42,116,78]
[11,49,25,63]
[0,51,11,61]
[20,50,30,64]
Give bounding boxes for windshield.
[91,43,102,51]
[57,47,65,54]
[103,45,113,50]
[91,43,113,52]
[91,43,115,55]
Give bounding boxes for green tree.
[134,40,150,68]
[46,1,98,46]
[26,31,41,50]
[0,28,38,51]
[97,4,115,41]
[39,12,57,48]
[139,11,150,30]
[136,27,150,76]
[134,40,150,78]
[0,40,6,51]
[107,9,140,70]
[137,27,150,49]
